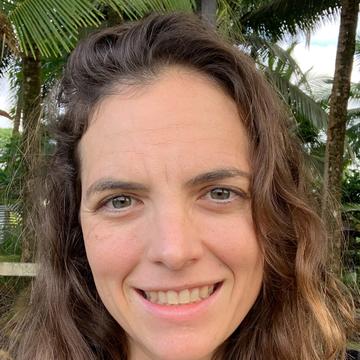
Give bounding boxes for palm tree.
[321,0,359,273]
[0,0,356,266]
[237,0,340,38]
[215,0,359,274]
[188,0,360,277]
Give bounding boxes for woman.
[7,12,356,360]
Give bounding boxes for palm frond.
[240,0,340,41]
[99,0,196,20]
[265,69,328,128]
[350,82,360,100]
[344,135,358,165]
[348,108,360,121]
[217,0,245,43]
[298,67,313,89]
[246,36,313,93]
[345,118,360,160]
[342,204,360,212]
[0,0,17,14]
[8,0,104,57]
[0,50,13,77]
[308,75,333,102]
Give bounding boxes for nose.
[146,203,204,270]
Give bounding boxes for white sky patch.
[286,16,360,83]
[293,44,338,78]
[0,76,13,128]
[306,19,340,47]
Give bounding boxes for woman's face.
[79,67,263,360]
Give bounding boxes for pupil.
[211,188,230,200]
[112,196,131,208]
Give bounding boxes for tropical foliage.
[0,0,358,281]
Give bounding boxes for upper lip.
[136,281,222,293]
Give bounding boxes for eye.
[103,195,136,211]
[203,187,247,203]
[209,188,231,201]
[111,195,132,208]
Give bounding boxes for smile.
[138,283,221,306]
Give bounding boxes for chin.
[130,336,220,360]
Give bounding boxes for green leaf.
[98,0,195,20]
[342,204,360,212]
[240,0,340,41]
[8,0,104,57]
[265,69,328,128]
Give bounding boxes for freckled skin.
[79,67,264,360]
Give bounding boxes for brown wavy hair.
[6,12,356,360]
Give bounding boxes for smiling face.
[79,67,264,360]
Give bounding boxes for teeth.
[190,287,199,302]
[158,291,166,304]
[144,284,216,306]
[167,290,178,305]
[200,285,209,299]
[149,291,158,303]
[179,289,190,304]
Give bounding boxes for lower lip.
[134,283,223,322]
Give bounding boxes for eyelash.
[100,194,140,212]
[100,187,248,212]
[202,187,248,203]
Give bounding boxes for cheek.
[199,210,262,268]
[82,219,144,279]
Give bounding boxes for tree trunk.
[20,50,42,263]
[322,0,359,274]
[13,106,21,136]
[198,0,217,27]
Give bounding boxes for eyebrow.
[85,179,147,200]
[85,167,250,200]
[185,168,250,187]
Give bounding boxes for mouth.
[137,282,222,306]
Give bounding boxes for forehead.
[78,67,250,184]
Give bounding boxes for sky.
[290,17,360,83]
[0,15,359,129]
[0,76,12,128]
